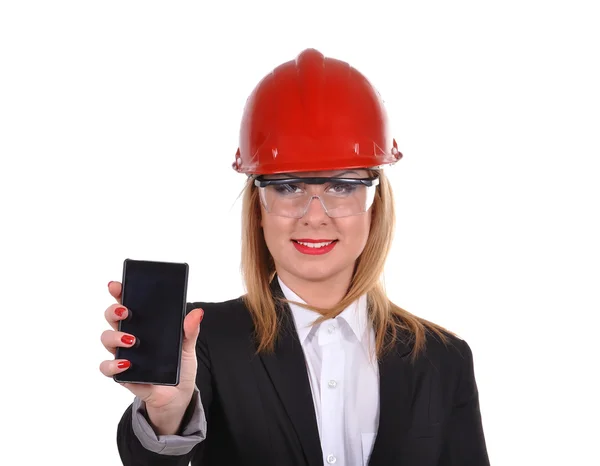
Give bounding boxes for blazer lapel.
[368,329,416,466]
[259,278,323,466]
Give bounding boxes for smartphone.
[114,258,189,386]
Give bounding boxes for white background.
[1,1,598,465]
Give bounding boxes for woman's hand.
[99,281,204,435]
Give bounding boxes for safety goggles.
[253,173,379,218]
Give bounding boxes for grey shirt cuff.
[132,386,206,455]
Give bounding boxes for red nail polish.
[121,335,134,345]
[117,360,130,369]
[115,307,126,317]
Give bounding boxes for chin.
[286,261,348,283]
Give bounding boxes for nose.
[301,195,329,224]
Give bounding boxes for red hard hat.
[232,48,402,175]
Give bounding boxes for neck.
[276,267,354,310]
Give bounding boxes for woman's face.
[260,169,373,283]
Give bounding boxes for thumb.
[182,308,204,353]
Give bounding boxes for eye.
[327,183,357,194]
[273,183,302,194]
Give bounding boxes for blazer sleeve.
[130,386,206,454]
[116,302,214,465]
[439,338,491,466]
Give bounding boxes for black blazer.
[117,280,490,465]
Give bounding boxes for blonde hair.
[240,170,455,362]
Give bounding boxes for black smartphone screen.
[114,259,188,385]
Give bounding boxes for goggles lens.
[254,175,379,218]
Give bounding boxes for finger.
[99,360,154,400]
[104,303,129,331]
[101,329,137,355]
[107,281,122,304]
[182,308,204,354]
[99,359,132,377]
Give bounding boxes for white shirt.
[278,277,380,466]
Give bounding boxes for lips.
[291,239,338,255]
[292,239,337,242]
[293,239,336,248]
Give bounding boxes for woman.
[100,48,490,465]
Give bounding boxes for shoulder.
[419,328,480,397]
[186,296,255,336]
[411,326,476,379]
[186,296,246,315]
[425,329,472,360]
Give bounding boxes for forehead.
[269,169,371,178]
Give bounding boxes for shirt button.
[328,379,337,388]
[327,325,336,334]
[326,454,337,464]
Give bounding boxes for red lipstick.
[292,239,338,255]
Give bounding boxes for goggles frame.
[253,174,380,188]
[252,173,380,218]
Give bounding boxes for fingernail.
[117,360,130,369]
[115,307,126,317]
[121,335,135,345]
[108,281,113,288]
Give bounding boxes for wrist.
[146,405,187,435]
[146,394,194,436]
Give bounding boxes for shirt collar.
[277,276,368,343]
